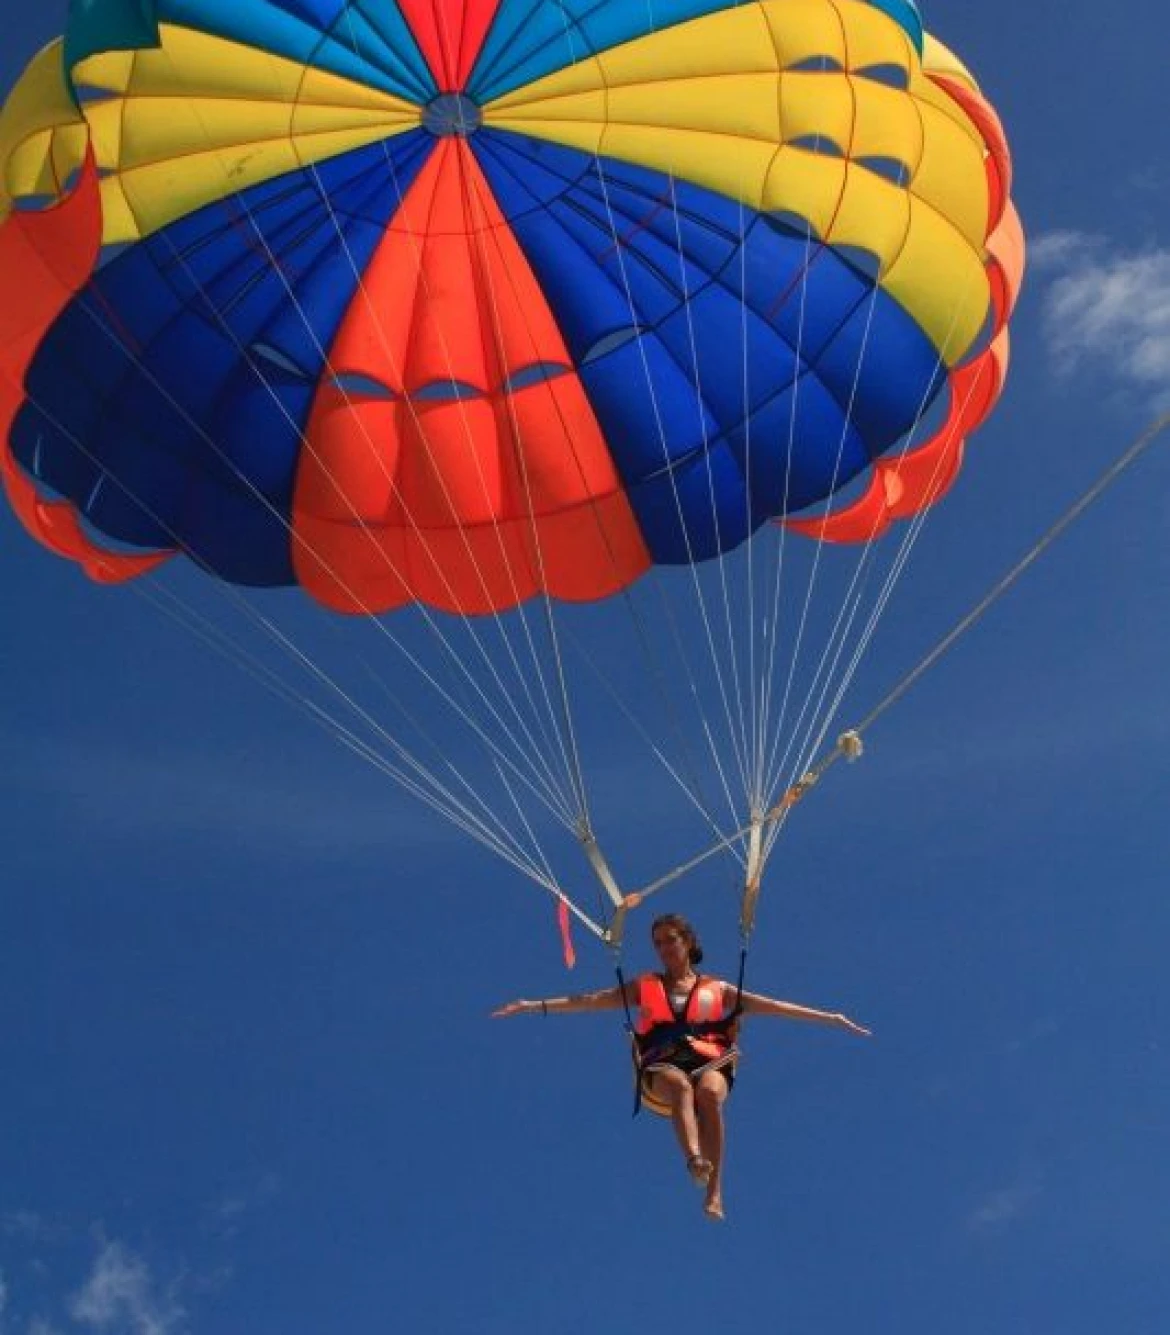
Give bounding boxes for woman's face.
[652,923,692,975]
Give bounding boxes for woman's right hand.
[491,999,537,1018]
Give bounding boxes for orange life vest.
[634,973,734,1063]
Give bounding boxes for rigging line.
[455,152,594,827]
[754,48,872,811]
[643,576,748,840]
[560,619,745,849]
[166,20,584,825]
[758,94,979,822]
[451,176,732,842]
[591,164,758,814]
[753,215,819,806]
[29,46,607,902]
[145,214,579,835]
[536,0,755,831]
[761,268,984,817]
[757,271,885,804]
[17,382,579,866]
[851,410,1170,741]
[356,155,587,831]
[456,155,750,847]
[150,532,610,935]
[127,579,562,886]
[317,70,590,822]
[352,11,733,843]
[777,366,993,825]
[244,153,583,822]
[248,603,575,855]
[660,408,1170,888]
[739,197,762,816]
[104,130,579,826]
[444,146,733,837]
[663,172,756,805]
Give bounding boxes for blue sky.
[3,3,1169,1333]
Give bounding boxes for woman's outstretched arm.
[492,981,636,1018]
[735,988,871,1036]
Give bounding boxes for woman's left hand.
[491,999,536,1018]
[836,1013,872,1037]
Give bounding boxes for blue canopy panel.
[66,0,437,104]
[11,132,435,586]
[474,130,946,566]
[470,0,925,103]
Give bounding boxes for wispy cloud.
[202,1173,280,1244]
[967,1175,1043,1233]
[67,1244,184,1335]
[1035,232,1170,412]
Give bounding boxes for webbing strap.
[616,964,645,1117]
[731,946,747,1017]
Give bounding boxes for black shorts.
[642,1044,736,1094]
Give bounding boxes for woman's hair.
[651,913,704,967]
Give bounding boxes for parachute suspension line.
[305,112,590,822]
[116,518,576,893]
[366,34,742,869]
[753,77,866,810]
[439,126,737,848]
[627,729,864,912]
[760,269,988,830]
[456,158,595,828]
[127,582,539,867]
[753,212,818,794]
[735,192,760,819]
[292,155,587,822]
[851,410,1170,740]
[773,367,984,832]
[455,154,748,862]
[644,0,758,835]
[592,164,758,822]
[135,584,609,939]
[651,579,750,842]
[757,265,977,815]
[560,621,746,852]
[14,366,580,897]
[756,272,886,811]
[143,211,583,833]
[766,413,1170,870]
[664,173,756,806]
[149,56,588,832]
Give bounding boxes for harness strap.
[616,964,644,1117]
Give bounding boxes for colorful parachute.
[1,0,1021,614]
[0,3,1025,938]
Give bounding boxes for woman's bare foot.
[703,1192,725,1221]
[687,1155,713,1188]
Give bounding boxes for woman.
[493,913,871,1221]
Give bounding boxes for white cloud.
[968,1177,1042,1233]
[67,1244,184,1335]
[28,1321,63,1335]
[1036,232,1170,411]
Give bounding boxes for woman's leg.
[649,1067,707,1178]
[694,1069,730,1219]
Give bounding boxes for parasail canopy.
[0,1,1024,949]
